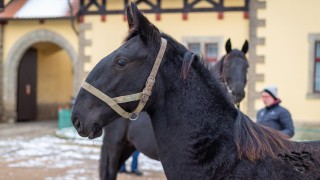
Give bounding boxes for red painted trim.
[218,12,223,20]
[182,13,188,20]
[315,58,320,62]
[244,12,249,19]
[101,15,106,22]
[78,16,84,23]
[206,57,217,62]
[156,13,161,21]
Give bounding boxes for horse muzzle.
[71,115,88,137]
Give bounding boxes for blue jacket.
[256,101,294,138]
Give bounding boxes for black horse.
[211,39,249,105]
[99,39,249,179]
[72,3,320,179]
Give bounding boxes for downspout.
[0,23,4,122]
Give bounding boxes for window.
[182,36,222,69]
[307,33,320,98]
[315,41,320,92]
[205,43,218,62]
[188,43,201,54]
[188,42,218,64]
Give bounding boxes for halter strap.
[81,38,167,120]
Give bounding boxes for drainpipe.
[0,23,4,122]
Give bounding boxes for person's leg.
[131,150,142,176]
[119,162,127,173]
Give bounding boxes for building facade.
[0,0,319,133]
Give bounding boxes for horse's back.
[294,140,320,150]
[302,140,320,146]
[233,140,320,179]
[279,140,320,178]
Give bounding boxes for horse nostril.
[72,116,81,130]
[75,119,80,129]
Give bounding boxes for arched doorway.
[4,30,78,122]
[16,43,74,121]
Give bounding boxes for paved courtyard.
[0,120,166,180]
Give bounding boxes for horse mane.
[182,52,196,80]
[234,111,289,161]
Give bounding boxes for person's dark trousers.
[131,150,140,172]
[120,163,126,172]
[119,150,142,176]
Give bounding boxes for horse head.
[71,3,166,139]
[221,38,249,104]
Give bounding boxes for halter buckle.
[129,112,139,121]
[146,77,155,89]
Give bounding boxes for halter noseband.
[81,38,167,120]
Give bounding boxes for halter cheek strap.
[81,38,167,120]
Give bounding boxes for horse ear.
[129,2,160,44]
[126,3,134,29]
[242,40,249,54]
[225,38,232,54]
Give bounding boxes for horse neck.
[148,57,237,178]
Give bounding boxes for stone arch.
[4,29,78,122]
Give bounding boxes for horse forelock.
[123,15,162,50]
[224,50,249,67]
[123,28,138,43]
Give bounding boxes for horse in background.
[211,39,249,107]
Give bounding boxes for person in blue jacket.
[256,85,295,138]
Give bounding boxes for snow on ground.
[0,127,163,173]
[0,135,100,169]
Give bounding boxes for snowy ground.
[0,120,165,180]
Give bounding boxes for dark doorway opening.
[17,48,37,121]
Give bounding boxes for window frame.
[205,43,218,63]
[182,36,223,65]
[314,41,320,93]
[188,43,201,55]
[307,34,320,98]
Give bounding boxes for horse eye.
[117,59,127,67]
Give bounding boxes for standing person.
[256,85,295,138]
[119,150,143,176]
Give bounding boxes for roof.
[0,0,80,20]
